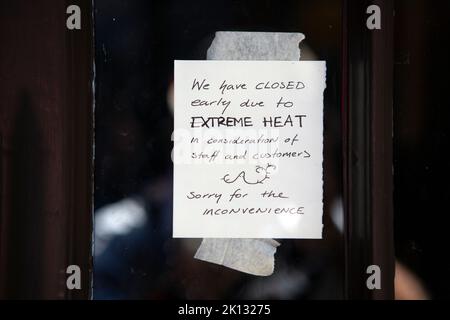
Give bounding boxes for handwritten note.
[173,60,326,238]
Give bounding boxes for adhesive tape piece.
[194,238,281,276]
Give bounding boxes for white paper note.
[173,60,326,239]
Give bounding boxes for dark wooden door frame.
[0,0,93,299]
[343,0,395,299]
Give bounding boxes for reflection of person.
[395,261,429,300]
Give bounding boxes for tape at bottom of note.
[194,238,280,276]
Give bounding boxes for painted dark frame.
[0,0,94,299]
[343,0,395,299]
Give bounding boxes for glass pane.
[93,0,344,299]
